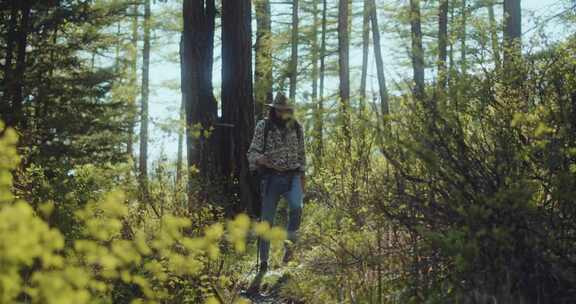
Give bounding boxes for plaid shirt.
[247,119,306,172]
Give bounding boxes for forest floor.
[241,269,291,304]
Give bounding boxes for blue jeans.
[259,173,304,264]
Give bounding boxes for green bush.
[0,121,288,304]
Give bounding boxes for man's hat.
[266,92,294,110]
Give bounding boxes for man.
[247,92,306,273]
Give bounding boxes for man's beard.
[271,113,289,128]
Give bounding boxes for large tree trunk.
[437,0,448,94]
[139,0,151,199]
[338,0,352,157]
[289,0,299,101]
[409,0,425,103]
[221,0,257,214]
[181,0,218,209]
[503,0,521,70]
[127,3,139,159]
[369,0,389,117]
[254,0,273,120]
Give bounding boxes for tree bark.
[338,0,352,156]
[409,0,425,103]
[221,0,257,214]
[254,0,273,120]
[369,0,389,116]
[289,0,299,101]
[139,0,151,199]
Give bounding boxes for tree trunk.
[360,0,370,105]
[127,3,139,159]
[409,0,425,103]
[487,0,501,72]
[176,95,185,186]
[289,0,299,101]
[182,0,218,209]
[369,0,389,116]
[221,0,257,214]
[503,0,521,70]
[311,0,319,108]
[254,0,273,120]
[311,0,321,171]
[315,0,327,165]
[438,0,448,93]
[0,1,18,122]
[139,0,151,199]
[460,0,467,74]
[7,0,31,130]
[338,0,352,157]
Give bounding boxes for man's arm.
[247,120,266,171]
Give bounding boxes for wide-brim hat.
[266,92,294,110]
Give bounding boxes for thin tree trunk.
[460,0,467,74]
[254,0,273,120]
[449,0,455,75]
[139,0,151,199]
[127,3,139,159]
[289,0,299,101]
[437,0,448,95]
[176,95,184,186]
[369,0,389,116]
[312,0,319,106]
[311,0,321,171]
[409,0,425,102]
[338,0,352,157]
[221,0,257,214]
[360,0,370,105]
[487,0,501,72]
[316,0,327,164]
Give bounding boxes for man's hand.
[300,174,306,194]
[256,156,284,171]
